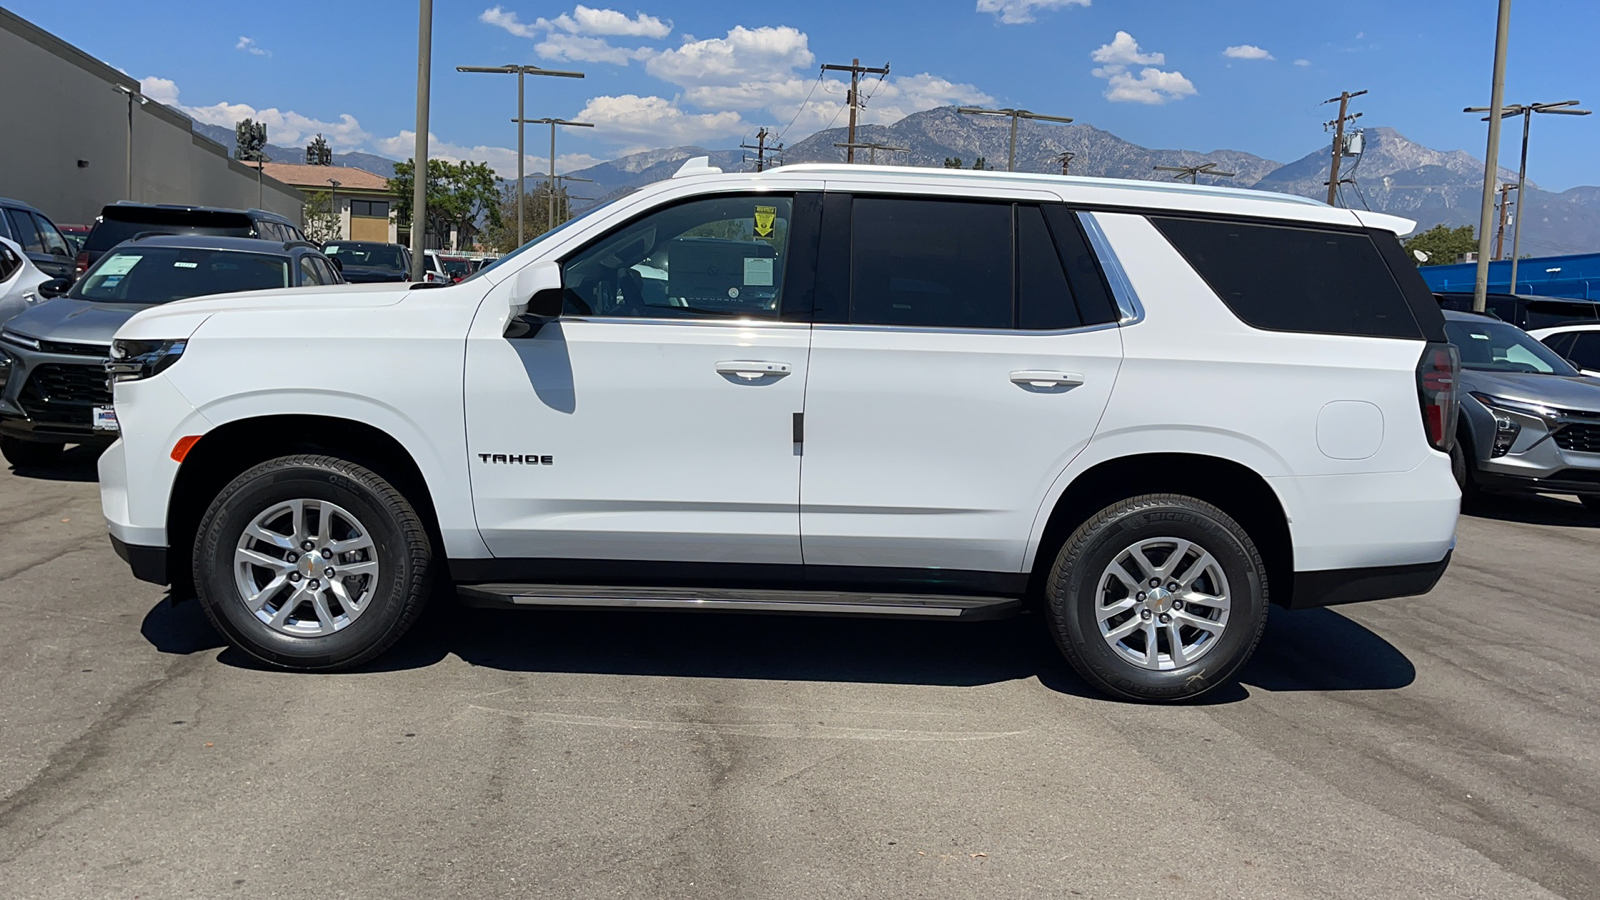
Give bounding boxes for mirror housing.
[38,277,72,299]
[505,260,565,338]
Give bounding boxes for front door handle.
[716,360,793,380]
[1010,370,1084,388]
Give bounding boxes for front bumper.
[0,338,114,444]
[110,533,169,585]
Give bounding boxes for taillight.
[74,252,89,275]
[1417,342,1460,452]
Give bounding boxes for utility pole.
[460,65,585,246]
[832,141,908,165]
[514,117,594,232]
[410,0,432,280]
[1466,99,1590,292]
[741,127,783,172]
[957,107,1074,172]
[1053,151,1075,175]
[1470,0,1513,313]
[820,58,890,163]
[112,84,148,200]
[1494,183,1517,259]
[1153,162,1236,185]
[1322,89,1367,206]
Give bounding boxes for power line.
[741,127,783,172]
[820,58,890,163]
[1322,89,1367,206]
[774,72,823,144]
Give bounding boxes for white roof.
[665,159,1416,236]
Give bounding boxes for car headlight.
[1469,391,1561,457]
[105,338,187,384]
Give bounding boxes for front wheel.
[1045,494,1269,702]
[192,454,433,670]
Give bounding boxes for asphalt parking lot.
[1,450,1597,900]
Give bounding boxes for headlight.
[1469,391,1560,457]
[105,338,187,384]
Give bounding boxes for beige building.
[0,8,302,226]
[257,163,399,243]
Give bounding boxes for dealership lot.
[0,451,1596,900]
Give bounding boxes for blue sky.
[8,0,1598,188]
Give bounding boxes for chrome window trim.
[811,321,1121,337]
[557,315,806,330]
[1077,211,1145,326]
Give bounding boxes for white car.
[0,235,60,328]
[98,160,1461,701]
[1528,322,1600,377]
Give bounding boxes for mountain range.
[190,122,400,179]
[195,108,1600,255]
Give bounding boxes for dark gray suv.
[0,235,340,467]
[1447,309,1600,509]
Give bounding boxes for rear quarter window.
[1151,216,1424,340]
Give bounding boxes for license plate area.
[92,406,119,431]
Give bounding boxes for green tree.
[235,119,267,162]
[481,179,573,252]
[301,190,340,244]
[1403,224,1477,266]
[390,158,503,250]
[305,134,333,166]
[943,157,964,169]
[972,157,988,170]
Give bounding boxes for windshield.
[1447,318,1579,376]
[460,202,610,285]
[325,243,406,271]
[70,247,290,304]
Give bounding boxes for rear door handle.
[1010,370,1084,387]
[716,360,793,380]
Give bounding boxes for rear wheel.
[0,437,64,468]
[192,454,433,670]
[1450,437,1479,506]
[1045,494,1269,702]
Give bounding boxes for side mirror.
[527,287,563,318]
[38,277,72,298]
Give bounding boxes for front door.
[465,193,812,564]
[799,196,1124,574]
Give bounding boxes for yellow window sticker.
[754,205,776,239]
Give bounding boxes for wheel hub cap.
[1095,536,1232,671]
[233,498,380,638]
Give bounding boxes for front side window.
[70,248,290,304]
[0,241,19,281]
[1445,318,1578,376]
[32,214,70,257]
[849,198,1011,329]
[6,209,43,253]
[562,195,792,320]
[1567,332,1600,371]
[299,257,325,285]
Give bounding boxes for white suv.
[98,160,1461,701]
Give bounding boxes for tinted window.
[1045,206,1119,326]
[6,210,43,253]
[85,209,254,252]
[299,257,324,285]
[1524,300,1600,330]
[1568,333,1600,371]
[314,256,342,284]
[850,198,1011,329]
[70,248,290,304]
[31,213,70,257]
[1542,332,1578,358]
[351,200,390,218]
[1017,205,1080,330]
[324,243,406,271]
[1446,318,1577,376]
[563,195,792,320]
[1152,217,1422,339]
[0,241,19,281]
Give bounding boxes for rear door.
[798,194,1124,573]
[4,209,72,279]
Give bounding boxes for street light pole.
[956,107,1074,172]
[514,118,594,232]
[410,0,433,281]
[1469,0,1512,314]
[112,84,147,200]
[1465,100,1591,292]
[328,179,342,240]
[458,64,585,246]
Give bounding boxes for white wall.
[0,9,303,225]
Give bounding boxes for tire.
[1,436,64,468]
[1450,438,1479,506]
[1044,494,1269,703]
[192,454,433,670]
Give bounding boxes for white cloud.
[142,76,370,148]
[1294,58,1311,67]
[479,6,539,37]
[1102,68,1197,104]
[139,76,180,105]
[1222,44,1273,60]
[1091,31,1165,69]
[236,36,270,57]
[538,5,671,38]
[1090,32,1194,104]
[573,94,746,145]
[373,131,596,176]
[858,73,994,125]
[976,0,1089,25]
[535,32,654,64]
[646,25,813,86]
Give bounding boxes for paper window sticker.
[744,257,774,286]
[98,255,142,276]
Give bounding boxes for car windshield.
[459,202,609,285]
[70,247,290,304]
[325,244,406,271]
[1447,318,1579,376]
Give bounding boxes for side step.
[456,584,1021,620]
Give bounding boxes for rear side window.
[850,198,1012,329]
[1152,216,1423,339]
[1017,205,1080,330]
[6,209,44,253]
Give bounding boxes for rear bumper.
[1286,551,1452,610]
[1475,468,1600,497]
[109,533,169,585]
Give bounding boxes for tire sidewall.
[196,460,418,668]
[1051,499,1267,701]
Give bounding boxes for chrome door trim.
[1077,211,1146,326]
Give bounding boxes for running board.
[456,584,1021,620]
